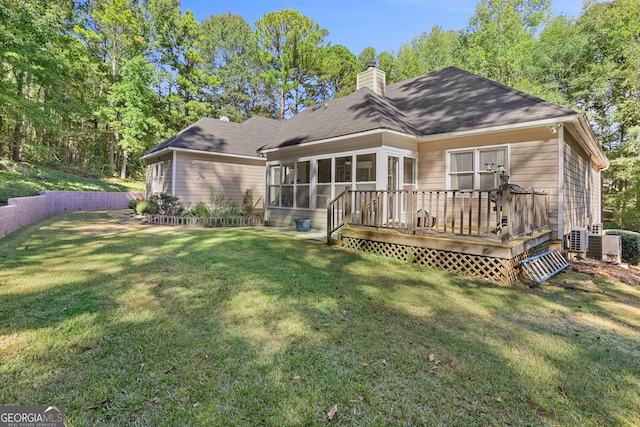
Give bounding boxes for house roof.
[141,116,280,159]
[261,67,577,150]
[142,67,607,169]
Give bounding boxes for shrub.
[605,229,640,265]
[210,190,240,217]
[128,199,139,210]
[242,189,254,215]
[188,202,212,217]
[135,201,149,215]
[147,193,184,216]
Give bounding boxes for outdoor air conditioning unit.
[590,223,603,235]
[587,234,622,264]
[569,227,588,252]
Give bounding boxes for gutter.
[140,146,266,162]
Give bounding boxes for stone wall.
[0,191,144,238]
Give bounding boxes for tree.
[106,55,164,178]
[254,9,329,119]
[0,0,84,162]
[201,13,276,121]
[395,26,465,81]
[76,0,147,176]
[465,0,551,86]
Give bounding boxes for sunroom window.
[268,161,310,208]
[316,158,331,208]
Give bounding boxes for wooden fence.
[145,214,263,227]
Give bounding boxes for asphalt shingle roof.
[144,67,578,156]
[143,116,280,158]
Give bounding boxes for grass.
[0,160,145,204]
[0,211,639,426]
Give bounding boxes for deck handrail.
[326,190,348,243]
[330,187,549,243]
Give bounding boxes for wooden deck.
[337,225,552,284]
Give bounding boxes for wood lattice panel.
[342,236,550,284]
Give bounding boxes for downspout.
[557,125,565,246]
[171,150,177,196]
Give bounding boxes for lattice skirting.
[341,236,550,284]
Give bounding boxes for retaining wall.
[0,191,144,238]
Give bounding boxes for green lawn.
[1,212,639,426]
[0,160,145,204]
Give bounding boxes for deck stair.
[519,249,569,286]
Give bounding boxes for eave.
[140,147,266,162]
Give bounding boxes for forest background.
[1,0,638,228]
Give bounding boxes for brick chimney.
[356,60,386,96]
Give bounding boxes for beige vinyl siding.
[266,207,327,230]
[563,130,594,235]
[173,152,265,210]
[417,127,562,238]
[145,153,173,199]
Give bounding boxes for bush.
[242,189,254,215]
[605,229,640,265]
[210,190,240,217]
[187,202,212,217]
[128,199,139,210]
[147,193,184,216]
[135,201,149,215]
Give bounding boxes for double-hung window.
[448,146,507,190]
[152,163,164,193]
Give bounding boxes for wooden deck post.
[501,185,511,243]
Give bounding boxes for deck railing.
[327,187,549,244]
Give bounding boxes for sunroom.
[264,141,418,229]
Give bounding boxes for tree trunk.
[12,123,22,161]
[120,149,128,179]
[280,87,285,120]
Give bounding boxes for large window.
[268,161,310,208]
[448,146,507,190]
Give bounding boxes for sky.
[179,0,586,55]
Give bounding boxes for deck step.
[520,249,569,286]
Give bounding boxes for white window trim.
[446,144,510,190]
[267,147,418,210]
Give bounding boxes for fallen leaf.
[361,362,368,367]
[290,375,302,381]
[349,396,365,403]
[165,365,176,374]
[327,404,338,420]
[193,402,200,407]
[428,354,436,362]
[381,359,387,366]
[447,358,452,365]
[342,310,348,316]
[429,366,439,375]
[139,363,145,373]
[147,397,160,407]
[81,346,92,353]
[89,398,111,409]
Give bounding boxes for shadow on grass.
[0,212,638,425]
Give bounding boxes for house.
[144,64,609,283]
[141,116,280,212]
